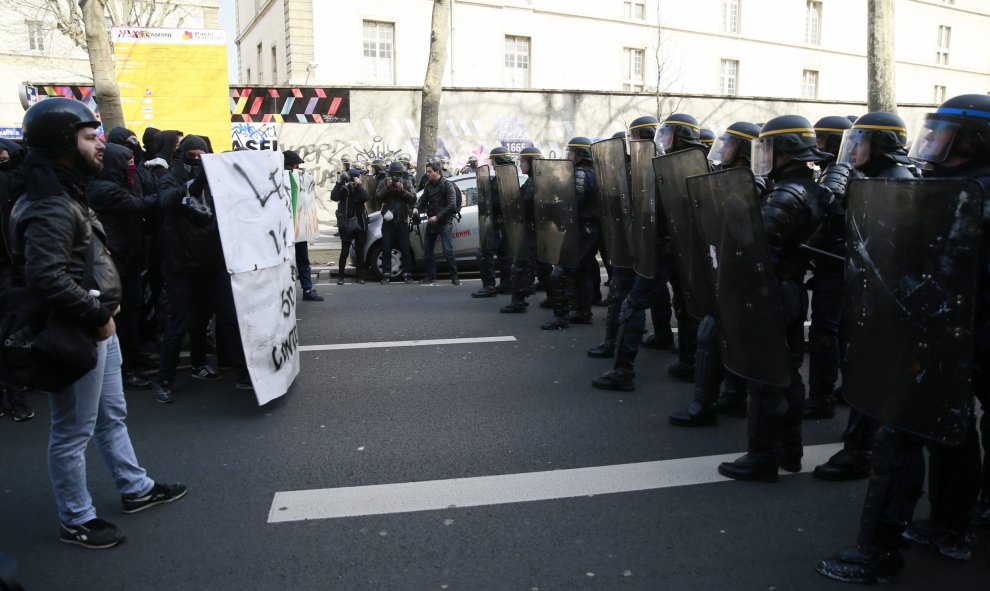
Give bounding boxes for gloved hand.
[188,168,208,197]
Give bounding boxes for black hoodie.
[88,143,156,275]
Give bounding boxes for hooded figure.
[142,126,161,162]
[0,138,24,174]
[144,129,182,182]
[158,134,222,275]
[88,143,156,275]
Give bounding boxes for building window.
[27,20,44,51]
[720,59,738,95]
[624,0,646,20]
[271,45,278,84]
[934,85,947,103]
[936,25,951,65]
[722,0,739,34]
[256,43,264,85]
[622,48,645,92]
[806,1,822,45]
[504,35,530,88]
[802,69,819,98]
[363,21,395,84]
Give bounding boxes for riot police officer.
[501,147,542,313]
[717,115,830,481]
[812,115,852,169]
[472,147,514,298]
[460,155,479,174]
[669,121,761,426]
[699,128,715,154]
[817,94,990,583]
[375,161,417,284]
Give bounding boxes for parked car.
[354,172,524,279]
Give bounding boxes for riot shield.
[630,140,657,277]
[654,149,714,319]
[532,159,579,267]
[688,167,790,387]
[364,175,380,215]
[495,163,526,259]
[592,137,635,269]
[475,165,496,251]
[843,178,982,444]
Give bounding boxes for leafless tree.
[16,0,186,50]
[417,0,451,175]
[653,2,683,120]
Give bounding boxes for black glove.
[179,194,213,226]
[188,168,208,197]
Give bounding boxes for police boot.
[669,402,717,427]
[592,354,636,392]
[500,300,527,314]
[670,316,719,426]
[666,360,695,382]
[803,384,836,419]
[717,390,781,482]
[541,314,569,330]
[642,329,674,350]
[816,546,904,585]
[813,448,872,481]
[472,284,497,298]
[587,288,621,358]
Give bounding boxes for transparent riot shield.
[532,159,579,267]
[364,175,380,215]
[630,140,657,277]
[476,165,496,251]
[495,163,526,259]
[688,167,790,387]
[843,178,982,444]
[654,149,714,319]
[592,137,635,269]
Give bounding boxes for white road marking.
[268,443,843,523]
[298,336,517,352]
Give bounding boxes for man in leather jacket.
[375,161,417,284]
[413,160,460,285]
[9,98,185,550]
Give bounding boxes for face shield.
[707,133,739,167]
[836,128,874,169]
[908,115,959,164]
[655,124,675,152]
[751,136,774,177]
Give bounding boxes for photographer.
[330,167,369,284]
[413,160,460,286]
[374,161,416,284]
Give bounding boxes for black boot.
[472,285,497,298]
[586,340,615,358]
[500,301,527,314]
[123,371,152,390]
[718,388,780,482]
[813,448,871,481]
[717,452,779,482]
[803,384,836,419]
[667,360,695,382]
[592,367,636,392]
[541,315,569,330]
[816,546,904,584]
[669,402,717,427]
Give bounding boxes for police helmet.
[699,128,716,146]
[628,115,660,141]
[467,155,478,163]
[612,130,627,140]
[909,94,990,164]
[708,121,761,168]
[656,113,703,151]
[837,112,911,168]
[489,146,514,165]
[397,153,412,169]
[371,158,387,174]
[387,161,405,176]
[813,115,853,157]
[752,114,828,177]
[565,136,593,160]
[22,97,100,155]
[519,146,543,160]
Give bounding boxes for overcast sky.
[218,0,238,83]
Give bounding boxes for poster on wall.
[202,150,299,405]
[112,27,230,151]
[230,87,350,123]
[232,122,280,151]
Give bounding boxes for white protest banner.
[202,150,293,274]
[294,170,321,243]
[202,151,299,405]
[229,260,300,405]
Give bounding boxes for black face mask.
[183,156,201,175]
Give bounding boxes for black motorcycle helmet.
[813,115,853,157]
[489,146,513,165]
[628,115,660,141]
[752,114,828,177]
[22,97,100,156]
[387,161,405,176]
[565,136,593,161]
[910,94,990,164]
[708,121,761,168]
[837,112,911,169]
[656,113,704,152]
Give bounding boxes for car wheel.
[367,242,406,280]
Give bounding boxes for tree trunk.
[416,0,451,175]
[866,0,897,114]
[80,0,125,131]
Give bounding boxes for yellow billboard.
[112,27,229,150]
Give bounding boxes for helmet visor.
[655,124,675,152]
[707,133,739,167]
[751,136,774,177]
[908,115,959,163]
[836,128,873,169]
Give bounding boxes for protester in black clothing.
[155,135,249,403]
[374,161,416,284]
[141,126,161,162]
[88,143,158,390]
[330,165,370,284]
[413,160,460,285]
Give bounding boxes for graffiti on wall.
[231,122,279,150]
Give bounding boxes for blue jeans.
[48,335,154,526]
[423,221,457,280]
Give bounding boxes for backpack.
[451,180,463,221]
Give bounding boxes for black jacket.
[375,176,417,223]
[158,136,224,275]
[330,179,370,227]
[762,164,827,281]
[89,144,156,275]
[415,176,457,224]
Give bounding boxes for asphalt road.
[2,277,988,590]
